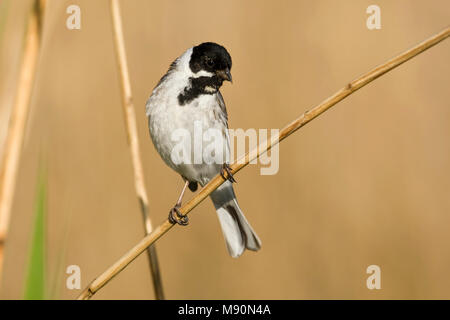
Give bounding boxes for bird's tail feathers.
[210,182,261,258]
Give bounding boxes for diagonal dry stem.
[109,0,164,299]
[77,26,450,300]
[0,0,46,283]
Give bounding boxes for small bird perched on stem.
[146,42,261,258]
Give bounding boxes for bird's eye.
[205,57,214,67]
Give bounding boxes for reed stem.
[0,0,46,283]
[109,0,165,299]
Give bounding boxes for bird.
[146,42,261,258]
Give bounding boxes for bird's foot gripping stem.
[168,204,189,226]
[220,163,236,183]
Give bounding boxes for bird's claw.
[168,204,189,226]
[220,163,236,183]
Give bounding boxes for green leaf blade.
[24,172,46,300]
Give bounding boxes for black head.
[189,42,232,82]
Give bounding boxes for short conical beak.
[217,68,232,83]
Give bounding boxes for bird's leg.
[220,163,236,183]
[169,181,190,226]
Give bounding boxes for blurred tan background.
[0,0,449,299]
